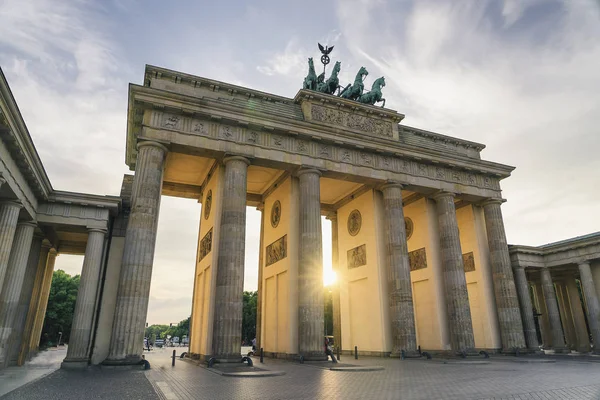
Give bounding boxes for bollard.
[337,346,340,362]
[260,347,264,364]
[354,346,358,360]
[172,350,176,366]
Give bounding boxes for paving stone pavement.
[144,350,600,400]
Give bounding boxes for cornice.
[0,68,52,199]
[47,191,122,215]
[126,85,515,181]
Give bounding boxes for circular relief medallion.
[271,200,281,228]
[204,190,212,220]
[405,217,414,240]
[347,209,362,236]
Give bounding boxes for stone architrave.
[7,234,43,365]
[27,248,57,357]
[482,199,526,351]
[432,191,475,352]
[540,268,565,351]
[297,169,326,360]
[381,183,417,355]
[105,141,167,365]
[211,156,250,361]
[578,262,600,354]
[0,221,36,367]
[512,265,539,350]
[0,201,23,293]
[63,228,107,368]
[17,241,51,365]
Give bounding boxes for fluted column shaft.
[297,169,326,360]
[18,242,51,365]
[28,248,56,355]
[8,235,43,365]
[329,213,342,352]
[578,262,600,353]
[106,141,167,364]
[483,200,526,351]
[255,204,265,351]
[565,278,590,352]
[63,229,106,366]
[0,221,36,367]
[512,265,539,350]
[382,183,417,354]
[433,192,474,352]
[211,156,249,360]
[0,201,23,293]
[540,268,565,350]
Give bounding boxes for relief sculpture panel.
[311,105,393,138]
[463,252,475,272]
[198,228,213,262]
[266,235,287,267]
[408,247,427,271]
[347,244,367,269]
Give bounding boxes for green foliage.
[40,270,80,347]
[242,291,257,343]
[145,324,169,342]
[164,317,190,340]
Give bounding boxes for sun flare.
[323,268,337,286]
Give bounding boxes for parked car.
[154,339,165,348]
[182,336,189,346]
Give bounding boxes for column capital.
[17,221,37,229]
[430,191,456,201]
[0,200,23,209]
[577,260,591,268]
[256,202,265,212]
[223,155,251,166]
[511,264,525,270]
[481,198,506,207]
[137,140,169,153]
[48,248,58,256]
[379,181,404,192]
[296,168,322,178]
[87,228,107,235]
[0,176,6,186]
[325,212,337,222]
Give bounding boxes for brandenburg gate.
[0,63,599,370]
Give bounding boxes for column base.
[390,350,421,359]
[61,359,89,370]
[102,355,143,366]
[300,352,328,361]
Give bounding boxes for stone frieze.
[149,111,501,192]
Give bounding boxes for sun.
[323,268,337,286]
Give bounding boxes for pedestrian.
[252,337,256,351]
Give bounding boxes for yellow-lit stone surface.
[190,166,224,358]
[260,177,299,356]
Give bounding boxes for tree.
[164,317,190,340]
[40,270,80,347]
[242,291,257,343]
[145,324,169,342]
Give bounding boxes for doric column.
[297,168,326,360]
[8,234,43,365]
[565,278,590,352]
[327,212,342,352]
[0,201,23,292]
[106,141,167,365]
[578,262,600,354]
[540,268,565,351]
[0,221,36,367]
[17,241,51,365]
[255,203,265,351]
[211,156,249,361]
[28,248,57,355]
[512,265,539,350]
[432,192,474,352]
[482,199,526,351]
[63,228,106,368]
[382,183,417,355]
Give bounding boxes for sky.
[1,0,599,325]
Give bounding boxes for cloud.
[257,38,308,77]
